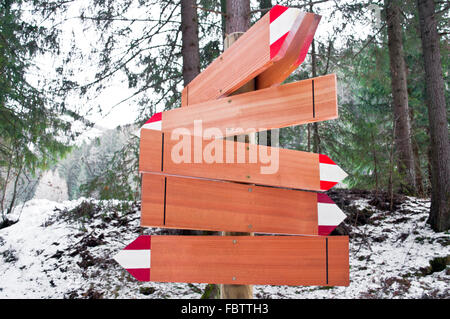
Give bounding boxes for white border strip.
[142,121,162,131]
[113,250,151,269]
[270,8,301,45]
[318,203,346,226]
[319,163,348,183]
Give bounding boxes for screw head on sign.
[233,240,237,244]
[232,277,236,281]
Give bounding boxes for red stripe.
[125,235,151,250]
[317,193,334,204]
[319,154,336,165]
[127,268,151,282]
[270,32,289,59]
[269,5,289,23]
[145,112,162,124]
[294,32,314,66]
[318,225,336,236]
[320,181,338,191]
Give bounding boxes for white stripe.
[113,249,151,269]
[318,203,346,226]
[319,163,348,182]
[142,121,162,131]
[270,8,301,45]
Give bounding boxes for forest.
[0,0,448,300]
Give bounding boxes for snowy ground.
[0,192,448,299]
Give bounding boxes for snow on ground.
[0,193,448,299]
[255,195,449,299]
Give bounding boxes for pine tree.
[181,0,200,86]
[0,0,82,218]
[417,0,450,231]
[385,0,417,194]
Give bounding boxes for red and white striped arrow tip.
[319,154,348,191]
[135,112,162,137]
[269,5,317,66]
[113,235,151,282]
[141,112,162,131]
[317,193,346,236]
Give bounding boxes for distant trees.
[0,0,83,220]
[57,125,139,201]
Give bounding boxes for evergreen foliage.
[0,0,85,218]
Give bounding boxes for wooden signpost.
[113,235,349,286]
[140,174,346,236]
[139,128,347,191]
[114,5,350,293]
[181,6,321,106]
[144,74,338,137]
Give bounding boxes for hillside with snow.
[0,190,448,299]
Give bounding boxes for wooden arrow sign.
[113,235,349,286]
[181,5,321,106]
[141,174,346,235]
[138,128,347,192]
[147,74,337,138]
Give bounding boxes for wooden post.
[220,31,255,299]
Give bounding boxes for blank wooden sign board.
[139,128,347,192]
[155,74,338,138]
[114,5,350,289]
[140,174,346,236]
[113,235,349,286]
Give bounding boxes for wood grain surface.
[180,11,321,106]
[165,75,337,138]
[139,128,321,191]
[181,14,271,107]
[141,174,318,235]
[149,235,349,286]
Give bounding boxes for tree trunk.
[371,131,379,193]
[385,0,417,194]
[412,137,425,196]
[409,108,425,196]
[181,0,200,86]
[417,0,450,231]
[225,0,250,35]
[221,0,227,39]
[388,118,396,211]
[220,0,254,300]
